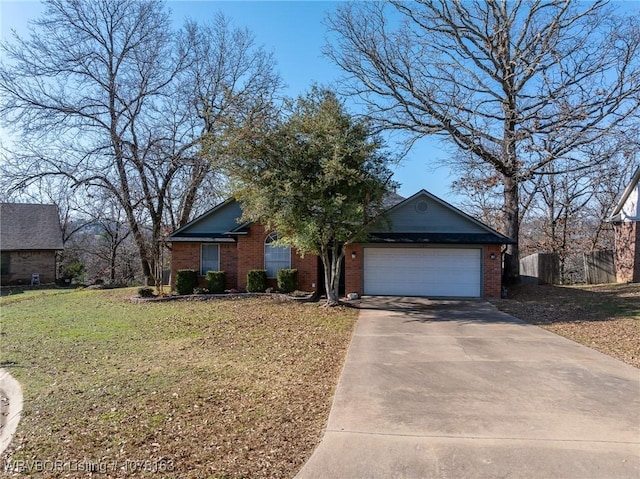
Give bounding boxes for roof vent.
[415,200,429,214]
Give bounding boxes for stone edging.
[130,292,317,304]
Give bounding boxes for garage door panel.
[364,248,481,297]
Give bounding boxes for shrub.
[176,269,198,295]
[137,287,155,298]
[193,287,209,294]
[277,269,298,293]
[206,271,226,293]
[246,270,267,293]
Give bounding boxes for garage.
[363,247,482,297]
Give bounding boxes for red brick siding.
[170,224,319,293]
[237,224,318,292]
[220,243,238,290]
[483,244,502,298]
[292,252,319,293]
[236,225,266,291]
[614,222,640,283]
[343,244,502,298]
[170,242,200,289]
[344,244,363,297]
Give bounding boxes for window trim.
[200,243,220,276]
[264,232,291,279]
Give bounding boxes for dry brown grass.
[493,283,640,368]
[0,289,358,478]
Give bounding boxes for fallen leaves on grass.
[494,283,640,368]
[0,290,358,478]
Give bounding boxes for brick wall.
[238,225,318,292]
[171,227,319,293]
[2,250,57,285]
[171,242,239,290]
[483,244,502,298]
[291,251,319,293]
[170,242,201,289]
[343,244,503,298]
[614,221,640,283]
[344,244,363,296]
[237,225,266,291]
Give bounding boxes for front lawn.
[0,289,358,478]
[494,283,640,368]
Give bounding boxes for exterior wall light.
[489,252,497,260]
[351,251,357,259]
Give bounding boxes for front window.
[264,232,291,278]
[201,244,220,275]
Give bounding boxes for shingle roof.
[0,203,64,251]
[369,232,515,245]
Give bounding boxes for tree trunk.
[321,243,344,306]
[503,173,520,284]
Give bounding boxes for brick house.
[168,190,514,298]
[609,167,640,283]
[0,203,64,285]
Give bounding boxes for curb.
[0,368,23,455]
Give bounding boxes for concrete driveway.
[295,297,640,479]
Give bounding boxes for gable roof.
[609,166,640,222]
[369,189,514,244]
[0,203,64,251]
[169,189,514,245]
[168,198,246,242]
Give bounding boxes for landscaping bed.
[494,283,640,368]
[0,288,358,478]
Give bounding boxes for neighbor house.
[609,167,640,283]
[169,190,514,298]
[0,203,64,285]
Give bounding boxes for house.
[609,167,640,283]
[0,203,64,285]
[168,190,514,298]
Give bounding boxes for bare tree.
[326,0,640,282]
[0,0,281,285]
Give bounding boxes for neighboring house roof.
[169,189,514,245]
[609,166,640,223]
[0,203,64,251]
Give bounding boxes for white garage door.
[364,248,482,297]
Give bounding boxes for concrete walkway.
[295,297,640,479]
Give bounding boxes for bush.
[277,269,298,293]
[206,271,226,293]
[137,287,155,298]
[176,269,198,295]
[246,270,267,293]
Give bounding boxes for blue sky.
[0,0,454,200]
[2,1,639,202]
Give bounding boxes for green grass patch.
[0,288,358,478]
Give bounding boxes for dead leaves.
[495,283,640,368]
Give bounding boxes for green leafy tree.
[227,87,395,305]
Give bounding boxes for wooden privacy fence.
[583,250,616,284]
[520,250,616,285]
